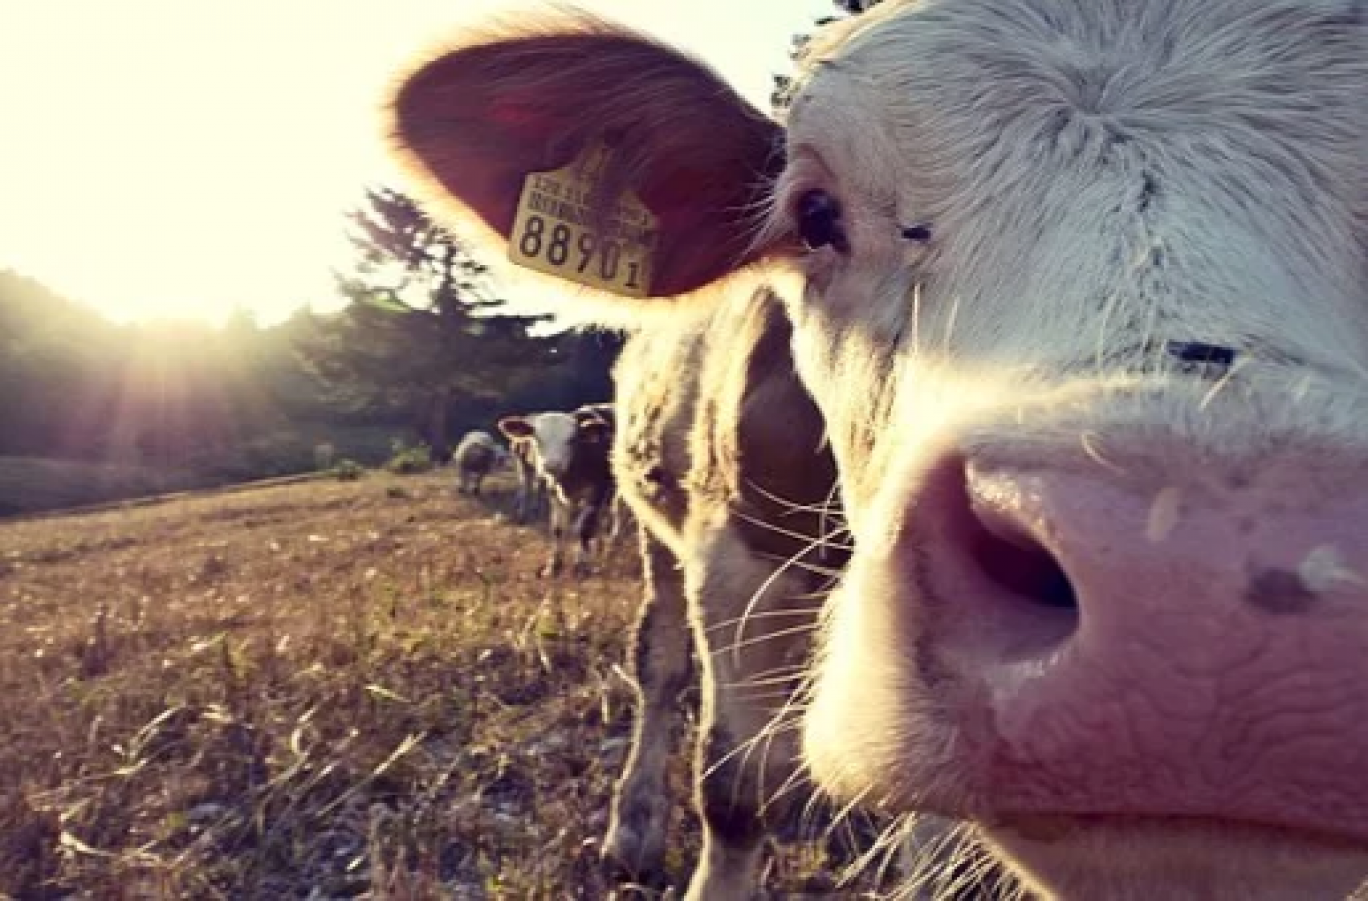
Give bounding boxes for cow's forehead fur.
[529,412,579,455]
[796,0,1368,145]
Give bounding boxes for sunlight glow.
[0,0,829,326]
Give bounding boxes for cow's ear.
[387,14,789,299]
[498,416,534,439]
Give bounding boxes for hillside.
[0,472,893,899]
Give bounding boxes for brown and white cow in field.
[498,405,617,576]
[390,2,1368,899]
[453,430,500,496]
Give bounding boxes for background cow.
[506,432,548,524]
[498,406,616,576]
[390,4,1368,900]
[452,430,499,496]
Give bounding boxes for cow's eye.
[796,189,850,254]
[901,223,933,243]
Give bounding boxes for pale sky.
[0,1,831,326]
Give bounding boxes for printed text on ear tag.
[508,143,657,298]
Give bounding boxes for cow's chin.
[978,816,1368,901]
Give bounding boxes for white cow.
[452,430,499,496]
[388,3,1368,900]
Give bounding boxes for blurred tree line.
[0,185,622,507]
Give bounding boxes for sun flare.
[0,0,828,325]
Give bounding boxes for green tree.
[296,187,555,461]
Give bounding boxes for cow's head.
[392,3,1368,896]
[498,409,609,480]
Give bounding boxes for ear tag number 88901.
[509,143,657,297]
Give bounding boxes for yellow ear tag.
[508,143,657,297]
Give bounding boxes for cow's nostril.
[910,458,1081,660]
[966,506,1077,611]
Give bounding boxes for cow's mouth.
[989,813,1368,850]
[981,814,1368,900]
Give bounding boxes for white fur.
[526,411,579,479]
[454,429,497,458]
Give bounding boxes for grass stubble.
[0,472,874,899]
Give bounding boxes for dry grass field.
[0,471,894,900]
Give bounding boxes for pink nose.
[914,453,1368,841]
